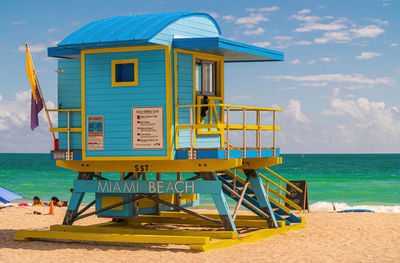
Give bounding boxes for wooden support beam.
[50,225,237,239]
[14,230,210,245]
[141,194,222,226]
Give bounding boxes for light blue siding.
[84,49,167,157]
[57,58,82,150]
[152,16,220,46]
[175,52,220,150]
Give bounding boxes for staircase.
[216,169,302,226]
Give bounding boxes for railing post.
[226,107,230,159]
[257,109,261,158]
[279,179,282,204]
[242,108,246,158]
[189,107,193,160]
[272,110,276,158]
[67,111,71,161]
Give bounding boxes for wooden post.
[120,172,124,180]
[155,172,161,215]
[242,108,246,158]
[226,107,230,159]
[279,179,282,204]
[175,172,182,211]
[232,178,250,221]
[256,110,261,158]
[67,111,70,160]
[133,173,139,218]
[273,111,276,157]
[189,107,193,160]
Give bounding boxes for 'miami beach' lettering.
[97,180,195,194]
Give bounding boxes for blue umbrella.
[0,186,23,204]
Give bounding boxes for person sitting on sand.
[32,196,44,206]
[51,196,68,207]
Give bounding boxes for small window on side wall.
[112,59,138,87]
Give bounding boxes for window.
[195,59,216,96]
[111,59,138,87]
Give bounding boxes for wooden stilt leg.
[63,192,85,225]
[243,169,278,228]
[175,172,182,211]
[200,172,237,232]
[133,173,139,218]
[156,172,161,215]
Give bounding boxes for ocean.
[1,153,399,212]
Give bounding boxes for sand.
[1,206,400,263]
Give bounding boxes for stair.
[217,170,302,226]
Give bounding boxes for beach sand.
[1,206,400,262]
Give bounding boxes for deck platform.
[14,212,305,251]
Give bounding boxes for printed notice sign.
[87,116,104,151]
[132,107,164,149]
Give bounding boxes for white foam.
[310,201,400,213]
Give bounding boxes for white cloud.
[48,28,60,33]
[350,25,384,38]
[19,43,47,53]
[288,59,301,65]
[307,60,317,64]
[320,57,336,62]
[206,11,219,18]
[284,99,311,124]
[0,94,2,101]
[245,6,279,12]
[294,40,312,46]
[289,9,385,45]
[12,20,27,25]
[389,43,398,47]
[71,22,80,26]
[371,19,389,26]
[322,88,400,146]
[253,41,271,47]
[355,51,382,60]
[222,15,235,22]
[228,94,254,101]
[299,82,328,87]
[243,27,265,35]
[236,13,268,25]
[263,73,394,87]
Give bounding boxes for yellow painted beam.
[50,128,82,133]
[190,217,305,251]
[56,158,242,172]
[241,157,282,169]
[224,170,291,214]
[50,225,237,239]
[123,216,269,228]
[264,167,303,193]
[14,230,210,245]
[47,109,81,112]
[161,211,262,221]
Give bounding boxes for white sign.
[87,116,104,151]
[132,107,164,149]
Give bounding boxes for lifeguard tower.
[15,12,305,251]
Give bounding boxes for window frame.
[195,59,217,96]
[111,58,138,87]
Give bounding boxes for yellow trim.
[111,59,138,87]
[56,158,242,172]
[50,128,82,133]
[80,45,173,161]
[47,109,81,112]
[101,196,124,210]
[83,45,167,54]
[50,224,236,239]
[81,51,86,157]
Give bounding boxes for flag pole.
[26,42,56,142]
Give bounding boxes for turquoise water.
[0,153,399,207]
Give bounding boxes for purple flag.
[31,85,43,130]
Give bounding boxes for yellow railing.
[176,103,283,159]
[48,109,81,160]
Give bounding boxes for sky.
[0,0,399,153]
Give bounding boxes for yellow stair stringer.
[190,217,305,251]
[223,170,292,214]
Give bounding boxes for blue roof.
[173,37,284,62]
[58,12,221,48]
